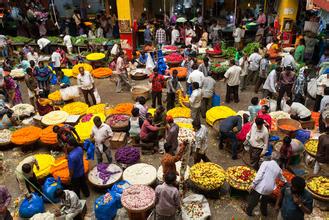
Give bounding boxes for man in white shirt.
[201,75,216,118]
[51,50,62,72]
[55,188,82,220]
[37,37,51,54]
[263,66,281,98]
[171,26,180,45]
[187,64,204,88]
[286,100,312,121]
[245,118,269,170]
[116,52,131,93]
[281,50,296,70]
[188,82,202,122]
[63,34,73,54]
[224,59,242,103]
[247,49,262,84]
[233,24,243,49]
[77,67,96,106]
[91,116,113,164]
[315,73,329,111]
[239,54,249,91]
[245,152,286,217]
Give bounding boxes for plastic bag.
[95,190,118,220]
[19,193,45,218]
[307,78,317,99]
[182,194,211,220]
[295,129,311,144]
[42,177,63,203]
[94,88,101,104]
[60,86,80,101]
[111,44,119,56]
[83,139,95,160]
[212,93,221,107]
[145,52,155,73]
[111,180,131,208]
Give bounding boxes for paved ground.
[1,74,328,219]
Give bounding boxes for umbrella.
[176,17,187,23]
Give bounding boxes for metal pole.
[234,0,237,25]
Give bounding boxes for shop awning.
[313,0,329,11]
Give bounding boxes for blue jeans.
[219,131,237,157]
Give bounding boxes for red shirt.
[140,119,159,140]
[150,73,165,92]
[257,111,272,130]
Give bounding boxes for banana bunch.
[189,162,226,190]
[307,176,329,197]
[226,166,256,191]
[305,139,318,156]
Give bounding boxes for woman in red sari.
[257,105,272,130]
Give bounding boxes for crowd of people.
[0,3,328,220]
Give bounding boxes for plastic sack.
[42,177,63,203]
[182,194,211,220]
[19,193,45,218]
[111,44,119,56]
[50,74,57,85]
[95,190,118,220]
[145,52,155,73]
[157,50,167,75]
[30,212,55,220]
[295,129,311,144]
[212,93,221,107]
[111,180,131,208]
[307,78,317,99]
[94,88,101,104]
[83,139,95,160]
[60,86,80,101]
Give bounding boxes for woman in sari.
[4,75,22,105]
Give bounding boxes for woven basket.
[277,119,302,134]
[131,72,148,80]
[131,86,150,101]
[306,176,329,202]
[304,139,318,157]
[106,114,130,132]
[88,164,123,189]
[227,177,252,191]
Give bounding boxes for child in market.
[248,97,261,122]
[16,156,41,194]
[128,108,143,144]
[279,136,293,169]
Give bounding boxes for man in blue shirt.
[67,146,90,198]
[275,176,313,220]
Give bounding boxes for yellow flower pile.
[307,176,329,197]
[33,154,55,179]
[41,110,69,126]
[86,52,106,61]
[105,107,114,117]
[86,103,106,114]
[62,102,88,115]
[148,108,156,116]
[167,107,191,118]
[177,90,189,108]
[72,63,93,77]
[48,90,61,102]
[75,113,106,141]
[176,122,193,130]
[62,69,73,77]
[206,106,237,126]
[305,139,318,156]
[189,162,226,190]
[226,166,256,191]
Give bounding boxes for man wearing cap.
[165,116,179,152]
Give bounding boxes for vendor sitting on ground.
[161,141,186,178]
[16,156,41,194]
[57,70,71,88]
[140,113,165,145]
[35,93,55,116]
[286,100,312,121]
[54,188,82,220]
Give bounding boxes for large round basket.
[122,163,157,186]
[131,85,150,101]
[304,139,318,158]
[88,163,123,189]
[226,166,256,191]
[0,129,12,147]
[121,185,155,214]
[130,69,148,80]
[106,114,130,132]
[167,60,182,67]
[227,177,252,191]
[306,176,329,202]
[277,119,302,134]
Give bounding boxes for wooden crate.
[110,132,127,149]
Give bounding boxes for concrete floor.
[1,75,328,219]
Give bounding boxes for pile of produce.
[222,47,237,58]
[91,67,113,78]
[40,125,63,145]
[0,129,12,145]
[169,67,188,79]
[167,107,191,118]
[226,166,256,190]
[31,154,55,178]
[86,103,106,114]
[91,37,109,45]
[157,161,190,182]
[174,117,193,129]
[122,163,157,185]
[71,36,88,46]
[11,104,35,117]
[165,53,184,63]
[41,111,69,125]
[272,170,295,197]
[11,126,42,145]
[305,139,318,156]
[62,102,88,115]
[75,113,106,141]
[96,163,121,184]
[8,36,32,44]
[62,69,73,77]
[176,122,193,130]
[72,63,93,77]
[115,146,140,165]
[210,62,229,74]
[307,176,329,197]
[47,36,62,44]
[279,124,297,131]
[111,103,134,115]
[50,156,88,184]
[242,42,260,56]
[10,68,25,78]
[178,128,195,143]
[189,162,226,190]
[121,185,155,210]
[206,106,236,126]
[183,201,204,218]
[86,53,106,61]
[48,90,61,102]
[177,89,189,107]
[269,111,290,120]
[206,48,222,55]
[162,45,178,51]
[107,114,130,127]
